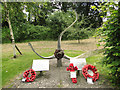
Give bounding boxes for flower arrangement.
[66,63,78,72]
[23,69,36,82]
[66,63,78,83]
[82,64,99,82]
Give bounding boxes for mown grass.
[2,52,38,86]
[86,53,109,76]
[86,53,112,86]
[64,50,84,57]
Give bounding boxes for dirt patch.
[6,59,113,88]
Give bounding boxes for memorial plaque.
[32,60,49,71]
[70,58,86,70]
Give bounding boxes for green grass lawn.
[86,53,111,84]
[64,50,84,57]
[2,52,38,86]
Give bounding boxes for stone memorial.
[32,60,49,71]
[22,10,100,84]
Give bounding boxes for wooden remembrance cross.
[28,10,79,67]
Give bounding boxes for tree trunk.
[78,39,80,44]
[28,11,30,22]
[5,3,16,58]
[118,2,120,24]
[57,59,62,67]
[7,35,22,55]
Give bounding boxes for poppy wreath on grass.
[82,64,99,82]
[23,69,36,82]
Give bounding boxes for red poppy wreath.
[23,69,36,82]
[82,64,99,82]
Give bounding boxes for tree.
[67,27,91,44]
[59,2,103,28]
[25,2,54,26]
[2,2,102,43]
[3,2,23,57]
[96,2,120,86]
[3,2,16,58]
[46,10,75,40]
[2,2,27,42]
[67,15,94,43]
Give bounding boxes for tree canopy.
[2,2,102,43]
[94,1,120,86]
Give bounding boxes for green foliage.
[95,2,120,86]
[2,23,51,42]
[46,11,75,40]
[2,2,54,43]
[60,2,103,28]
[67,16,95,43]
[24,2,54,25]
[2,2,102,43]
[26,25,51,40]
[2,2,27,43]
[2,27,11,43]
[67,27,89,43]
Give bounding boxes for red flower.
[82,64,99,82]
[72,78,77,83]
[23,69,36,82]
[66,63,78,72]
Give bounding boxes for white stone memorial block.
[70,58,86,70]
[32,60,49,71]
[70,71,77,78]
